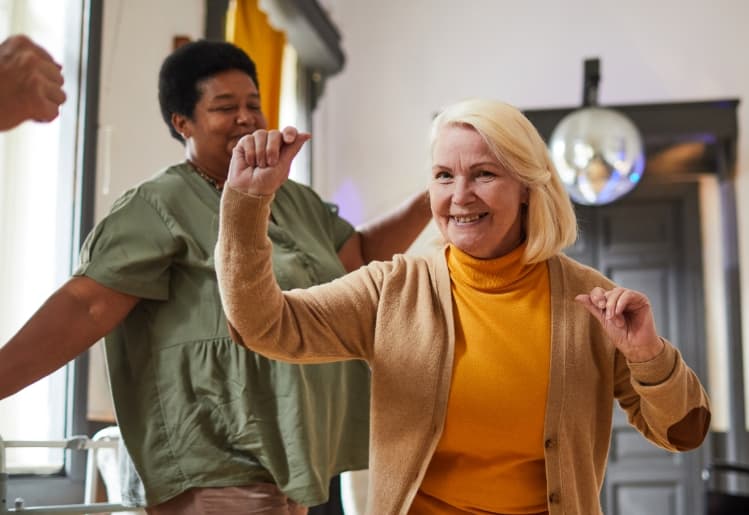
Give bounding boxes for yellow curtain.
[226,0,286,129]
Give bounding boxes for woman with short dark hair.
[0,40,431,514]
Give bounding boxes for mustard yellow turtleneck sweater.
[411,243,551,515]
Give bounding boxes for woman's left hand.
[575,287,664,363]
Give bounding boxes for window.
[0,0,90,479]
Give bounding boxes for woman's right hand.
[226,126,310,195]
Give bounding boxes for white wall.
[313,0,749,428]
[88,0,205,421]
[315,0,749,224]
[95,0,204,222]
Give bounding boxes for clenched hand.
[226,127,311,196]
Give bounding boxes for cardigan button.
[548,492,560,504]
[544,438,554,449]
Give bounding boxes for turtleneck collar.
[446,242,539,292]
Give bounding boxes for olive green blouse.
[74,163,370,507]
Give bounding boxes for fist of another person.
[0,34,67,131]
[227,127,311,196]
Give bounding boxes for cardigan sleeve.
[560,253,711,453]
[215,185,384,363]
[614,338,711,451]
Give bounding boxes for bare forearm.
[358,190,431,262]
[0,277,137,400]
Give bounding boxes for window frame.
[4,0,102,505]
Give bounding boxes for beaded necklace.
[188,160,223,192]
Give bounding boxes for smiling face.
[172,69,267,177]
[430,124,528,259]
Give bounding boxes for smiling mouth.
[451,213,488,224]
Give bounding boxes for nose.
[451,177,475,206]
[236,106,255,127]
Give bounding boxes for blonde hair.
[430,98,577,263]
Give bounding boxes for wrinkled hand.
[575,287,664,363]
[226,127,311,196]
[0,35,67,130]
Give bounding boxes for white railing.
[0,432,143,514]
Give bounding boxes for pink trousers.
[146,484,308,515]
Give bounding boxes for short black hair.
[158,40,259,143]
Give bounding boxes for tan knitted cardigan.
[216,187,711,515]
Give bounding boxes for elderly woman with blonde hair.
[216,99,710,515]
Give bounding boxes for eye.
[247,103,262,111]
[433,170,453,182]
[477,170,496,181]
[212,105,238,113]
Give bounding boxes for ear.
[171,112,191,140]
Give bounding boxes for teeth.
[452,214,483,223]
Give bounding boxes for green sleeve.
[294,182,355,251]
[324,201,356,252]
[74,189,179,300]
